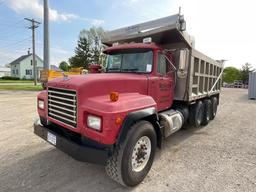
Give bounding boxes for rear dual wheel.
[201,99,212,126]
[190,97,218,127]
[189,100,204,127]
[210,97,218,120]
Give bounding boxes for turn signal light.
[115,117,123,125]
[110,92,119,102]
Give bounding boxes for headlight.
[38,100,44,109]
[87,115,101,131]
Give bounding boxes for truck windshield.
[106,49,153,73]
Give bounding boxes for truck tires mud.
[105,121,157,186]
[210,97,218,120]
[202,99,212,125]
[189,101,204,128]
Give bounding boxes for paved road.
[0,88,255,192]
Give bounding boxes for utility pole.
[44,0,50,70]
[24,18,41,85]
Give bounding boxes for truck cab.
[34,13,223,187]
[104,43,175,111]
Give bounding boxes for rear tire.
[189,100,204,128]
[105,120,157,186]
[210,97,218,120]
[202,99,212,126]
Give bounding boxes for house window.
[16,69,18,75]
[31,60,33,66]
[26,69,32,75]
[12,70,15,75]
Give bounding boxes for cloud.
[80,18,105,26]
[6,0,104,25]
[6,0,77,22]
[91,19,105,26]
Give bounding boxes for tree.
[240,63,254,84]
[69,35,92,68]
[59,61,69,71]
[222,67,241,83]
[69,27,106,69]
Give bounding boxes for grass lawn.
[0,84,42,91]
[0,80,34,83]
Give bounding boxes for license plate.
[47,132,56,145]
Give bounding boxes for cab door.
[154,52,175,111]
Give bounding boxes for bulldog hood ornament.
[62,72,70,81]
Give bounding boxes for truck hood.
[47,73,149,98]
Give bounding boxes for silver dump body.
[102,13,223,102]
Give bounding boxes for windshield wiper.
[121,68,139,72]
[106,68,121,72]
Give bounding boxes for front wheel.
[105,120,157,186]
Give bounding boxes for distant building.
[9,52,43,80]
[0,67,11,77]
[50,65,62,71]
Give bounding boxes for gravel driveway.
[0,88,255,192]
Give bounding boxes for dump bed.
[173,48,223,102]
[102,13,223,102]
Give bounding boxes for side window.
[157,53,168,75]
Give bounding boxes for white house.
[9,52,43,80]
[0,67,11,77]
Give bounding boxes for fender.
[117,107,163,148]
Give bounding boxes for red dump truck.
[34,13,223,186]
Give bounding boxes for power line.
[0,22,27,35]
[0,19,25,28]
[0,28,29,39]
[0,36,31,49]
[24,18,41,85]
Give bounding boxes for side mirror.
[179,15,186,31]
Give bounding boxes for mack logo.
[159,83,171,91]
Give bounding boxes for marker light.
[110,92,119,102]
[143,37,152,43]
[115,117,123,125]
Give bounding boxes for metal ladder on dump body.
[102,13,193,48]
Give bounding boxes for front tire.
[105,120,157,186]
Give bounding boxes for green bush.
[1,76,20,80]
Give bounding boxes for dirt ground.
[0,88,256,192]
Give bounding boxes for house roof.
[9,54,43,65]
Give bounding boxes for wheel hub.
[131,136,151,172]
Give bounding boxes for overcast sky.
[0,0,255,69]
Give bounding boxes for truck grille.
[48,87,77,127]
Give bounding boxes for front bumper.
[34,119,109,165]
